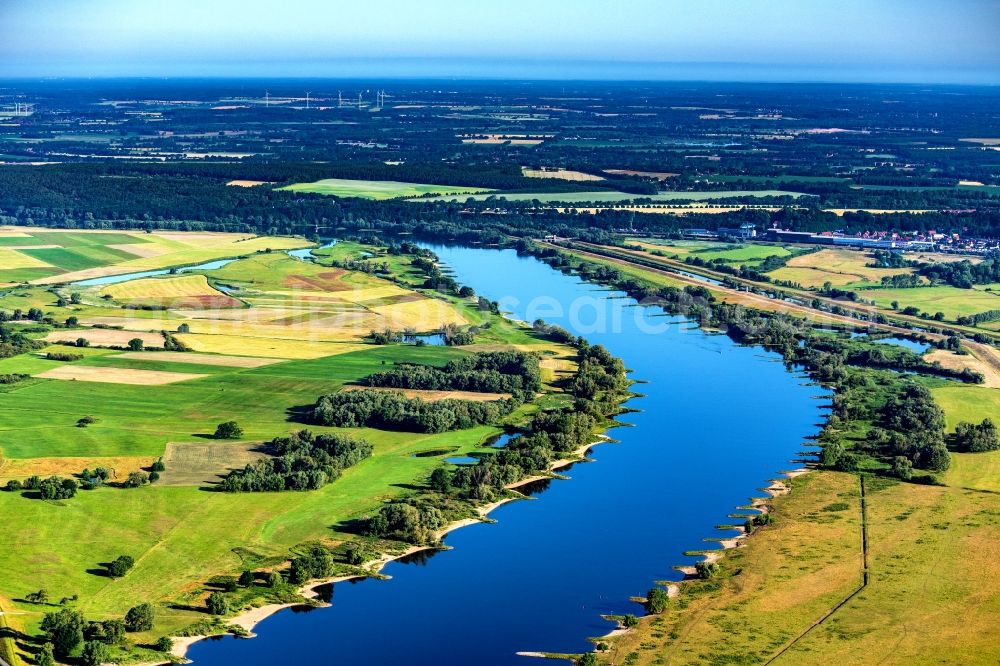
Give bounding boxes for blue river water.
[187,244,829,665]
[72,258,240,287]
[851,332,930,354]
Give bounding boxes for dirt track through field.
[36,365,207,385]
[116,351,283,368]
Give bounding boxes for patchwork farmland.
[0,227,310,285]
[0,230,584,658]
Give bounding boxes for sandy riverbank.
[593,468,810,651]
[162,439,606,664]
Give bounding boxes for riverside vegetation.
[2,79,999,665]
[514,242,999,664]
[0,232,628,665]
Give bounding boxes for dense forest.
[364,351,541,397]
[311,389,519,433]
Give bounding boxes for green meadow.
[279,177,492,200]
[0,228,310,285]
[0,330,559,641]
[0,344,475,459]
[862,285,1000,320]
[626,238,793,265]
[0,231,579,654]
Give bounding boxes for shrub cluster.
[366,500,445,544]
[221,430,373,492]
[952,418,999,453]
[45,352,84,361]
[6,475,79,500]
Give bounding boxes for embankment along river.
[187,244,829,665]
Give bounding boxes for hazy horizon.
[2,0,999,84]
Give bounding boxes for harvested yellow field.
[369,297,468,330]
[116,351,284,368]
[101,274,241,309]
[176,308,274,321]
[107,242,172,258]
[927,349,1000,389]
[910,251,981,264]
[341,386,511,402]
[159,442,269,486]
[36,365,207,385]
[176,333,365,359]
[45,329,166,348]
[81,315,186,330]
[225,180,272,187]
[769,248,914,287]
[325,284,412,303]
[0,229,32,238]
[960,138,1000,146]
[0,247,53,269]
[0,455,155,481]
[168,315,374,341]
[522,168,604,182]
[102,274,219,300]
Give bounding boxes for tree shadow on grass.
[85,563,113,578]
[167,602,210,614]
[285,404,314,425]
[390,482,426,492]
[329,517,368,536]
[6,626,48,665]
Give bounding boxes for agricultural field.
[769,247,915,287]
[5,248,471,360]
[0,234,579,654]
[278,178,492,200]
[521,167,604,182]
[931,383,1000,430]
[419,189,811,203]
[0,227,310,285]
[862,284,1000,320]
[101,274,243,309]
[630,238,794,263]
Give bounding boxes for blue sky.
[1,0,998,82]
